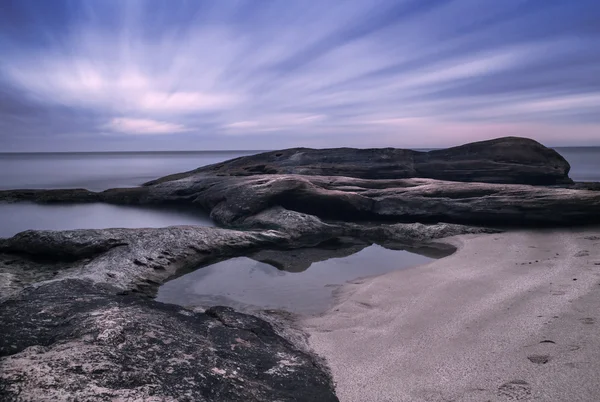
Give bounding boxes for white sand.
[303,229,600,402]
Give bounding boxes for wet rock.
[0,279,338,402]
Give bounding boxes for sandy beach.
[303,229,600,402]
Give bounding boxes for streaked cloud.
[0,0,598,151]
[104,118,190,135]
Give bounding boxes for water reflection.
[157,240,448,314]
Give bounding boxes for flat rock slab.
[0,279,338,402]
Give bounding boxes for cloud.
[0,0,599,151]
[104,118,190,135]
[223,114,326,134]
[4,59,240,115]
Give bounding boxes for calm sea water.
[0,203,213,239]
[554,147,600,182]
[0,151,258,191]
[0,151,255,237]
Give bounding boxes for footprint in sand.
[497,380,532,400]
[527,354,551,365]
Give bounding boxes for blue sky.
[0,0,599,151]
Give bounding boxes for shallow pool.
[156,243,437,314]
[0,202,213,238]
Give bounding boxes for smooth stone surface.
[157,244,434,314]
[0,202,213,238]
[148,137,573,185]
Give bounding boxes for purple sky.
[1,0,599,151]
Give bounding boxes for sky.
[0,0,599,151]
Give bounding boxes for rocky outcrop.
[0,279,338,402]
[0,226,286,300]
[2,175,600,228]
[146,137,573,185]
[0,220,493,300]
[1,136,597,401]
[184,175,600,227]
[0,220,492,400]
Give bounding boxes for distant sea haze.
[0,151,259,191]
[0,147,598,192]
[554,147,600,182]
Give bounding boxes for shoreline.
[302,228,600,402]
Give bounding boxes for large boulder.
[146,137,572,185]
[0,279,338,402]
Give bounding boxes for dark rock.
[0,279,338,402]
[148,175,600,227]
[3,174,599,228]
[146,137,573,185]
[0,229,128,262]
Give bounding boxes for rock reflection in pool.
[156,242,440,314]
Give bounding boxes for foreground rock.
[0,221,493,401]
[0,221,491,299]
[0,279,337,402]
[146,137,573,185]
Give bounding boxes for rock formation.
[1,136,598,401]
[146,136,573,185]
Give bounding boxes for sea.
[0,151,257,238]
[0,147,598,238]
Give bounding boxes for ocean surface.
[0,151,256,237]
[0,147,598,237]
[554,147,600,182]
[0,203,212,238]
[0,151,258,191]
